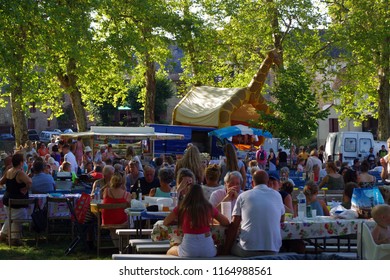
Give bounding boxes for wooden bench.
[112,254,242,260]
[128,239,169,253]
[135,243,171,254]
[116,229,153,253]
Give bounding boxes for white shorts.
[178,233,217,258]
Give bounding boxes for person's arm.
[223,215,241,255]
[380,157,388,180]
[163,211,177,226]
[215,211,230,226]
[283,194,294,214]
[0,174,7,185]
[149,188,156,197]
[18,171,32,188]
[320,200,330,216]
[317,175,329,189]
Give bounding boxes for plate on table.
[49,193,63,198]
[127,208,145,212]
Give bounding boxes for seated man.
[31,160,56,194]
[131,164,160,197]
[209,171,243,212]
[224,170,285,257]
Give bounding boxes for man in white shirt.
[224,170,285,257]
[209,171,243,212]
[63,144,78,173]
[305,149,323,174]
[380,138,390,181]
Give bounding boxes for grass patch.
[0,236,113,260]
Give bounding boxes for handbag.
[351,186,385,218]
[31,198,48,233]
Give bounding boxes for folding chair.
[96,203,129,257]
[64,198,95,256]
[8,198,37,247]
[46,196,75,242]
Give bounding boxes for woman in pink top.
[74,137,85,166]
[163,184,230,257]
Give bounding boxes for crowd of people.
[1,136,390,253]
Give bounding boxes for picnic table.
[151,217,375,247]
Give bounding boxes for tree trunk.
[57,58,88,132]
[144,54,156,124]
[10,77,28,148]
[266,0,284,67]
[377,65,390,140]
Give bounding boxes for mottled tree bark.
[57,58,88,132]
[10,75,28,148]
[377,66,390,140]
[144,53,156,124]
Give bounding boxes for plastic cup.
[158,204,163,211]
[221,202,232,222]
[298,211,305,220]
[311,209,317,219]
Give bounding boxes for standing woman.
[164,184,230,257]
[0,153,32,246]
[268,148,277,171]
[175,145,205,184]
[220,143,247,190]
[74,137,85,166]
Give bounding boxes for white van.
[324,131,374,164]
[39,131,61,143]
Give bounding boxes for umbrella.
[208,124,272,140]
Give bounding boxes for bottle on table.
[136,181,142,202]
[170,186,178,207]
[297,191,306,218]
[95,185,101,203]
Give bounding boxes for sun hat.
[84,146,92,153]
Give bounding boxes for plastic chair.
[96,203,129,257]
[46,196,75,241]
[7,198,37,247]
[358,222,390,260]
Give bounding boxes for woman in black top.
[0,153,32,245]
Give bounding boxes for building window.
[47,119,51,127]
[329,118,339,132]
[29,102,36,113]
[28,118,36,129]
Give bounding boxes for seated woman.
[201,164,224,200]
[303,181,329,216]
[318,161,345,190]
[163,184,230,257]
[101,172,131,246]
[149,168,175,197]
[358,160,376,188]
[341,182,358,209]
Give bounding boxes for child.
[371,204,390,245]
[163,184,230,257]
[297,158,305,173]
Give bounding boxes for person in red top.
[37,143,49,157]
[89,165,104,180]
[163,184,230,257]
[102,172,131,225]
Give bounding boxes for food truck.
[61,126,184,163]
